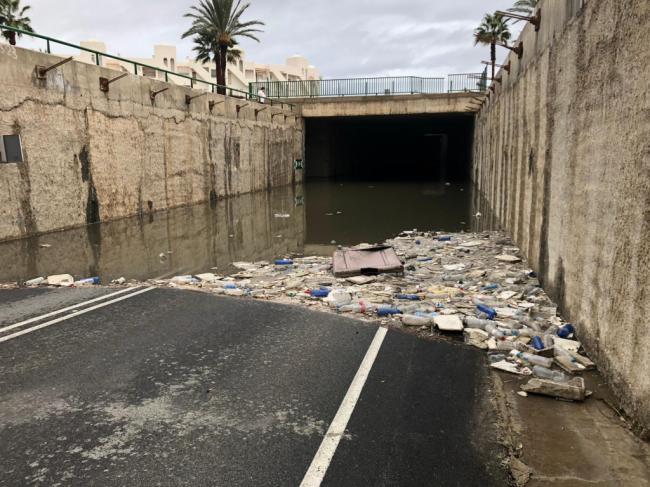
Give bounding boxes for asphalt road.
[0,287,508,486]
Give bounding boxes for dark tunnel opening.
[304,114,475,182]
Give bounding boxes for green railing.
[251,73,487,99]
[0,24,294,110]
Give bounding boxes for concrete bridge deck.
[291,92,483,118]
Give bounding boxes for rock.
[347,275,376,285]
[464,328,489,349]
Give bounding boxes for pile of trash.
[22,230,595,402]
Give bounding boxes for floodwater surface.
[0,181,493,283]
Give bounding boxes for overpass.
[251,76,487,181]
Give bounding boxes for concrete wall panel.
[473,0,650,437]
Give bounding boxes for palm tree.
[182,0,263,94]
[192,32,243,86]
[474,13,511,81]
[508,0,538,17]
[0,0,33,45]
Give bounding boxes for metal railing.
[0,24,294,110]
[251,73,487,99]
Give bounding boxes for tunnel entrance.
[305,114,474,182]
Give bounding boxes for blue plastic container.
[476,303,497,320]
[274,259,293,266]
[310,288,331,298]
[437,236,452,242]
[482,284,499,291]
[531,336,545,350]
[377,307,403,317]
[557,324,576,339]
[417,257,433,262]
[224,283,238,290]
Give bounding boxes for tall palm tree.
[474,13,511,81]
[182,0,263,94]
[192,32,242,85]
[508,0,538,17]
[0,0,33,46]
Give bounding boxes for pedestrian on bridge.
[258,86,266,103]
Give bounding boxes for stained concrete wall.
[296,92,481,118]
[0,46,304,242]
[473,0,650,437]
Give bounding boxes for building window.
[211,69,217,78]
[170,58,175,71]
[239,60,243,71]
[0,135,24,163]
[163,57,168,67]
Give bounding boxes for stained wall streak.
[0,46,304,241]
[473,0,650,437]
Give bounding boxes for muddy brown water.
[0,181,495,283]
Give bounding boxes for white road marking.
[0,287,156,344]
[0,287,142,335]
[300,326,388,487]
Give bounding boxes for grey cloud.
[24,0,520,77]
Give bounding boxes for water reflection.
[0,185,306,283]
[0,181,498,283]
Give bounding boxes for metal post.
[46,39,51,54]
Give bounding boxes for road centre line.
[0,287,142,335]
[299,326,388,487]
[0,287,156,344]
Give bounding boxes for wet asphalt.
[0,287,508,486]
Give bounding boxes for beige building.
[75,40,320,94]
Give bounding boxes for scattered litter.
[517,391,528,398]
[74,277,100,286]
[60,229,592,410]
[274,213,290,218]
[111,277,126,285]
[39,243,52,248]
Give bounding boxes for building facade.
[75,40,320,94]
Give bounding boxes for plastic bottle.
[485,323,505,339]
[554,345,578,362]
[417,257,433,262]
[437,236,452,242]
[339,302,375,313]
[25,277,45,286]
[489,354,506,363]
[377,307,403,317]
[542,334,555,348]
[402,314,433,326]
[224,283,238,290]
[395,294,422,301]
[274,259,293,266]
[325,290,351,307]
[464,317,493,330]
[75,277,100,285]
[532,365,567,382]
[476,303,497,320]
[482,284,499,291]
[512,351,553,368]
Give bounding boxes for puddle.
[0,181,495,283]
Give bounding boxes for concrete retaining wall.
[473,0,649,436]
[0,46,304,242]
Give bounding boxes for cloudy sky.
[21,0,521,77]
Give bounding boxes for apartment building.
[75,40,321,94]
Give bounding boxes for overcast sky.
[22,0,521,77]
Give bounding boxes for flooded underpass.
[0,181,492,284]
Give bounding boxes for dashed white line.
[0,287,156,344]
[0,286,142,335]
[300,326,388,487]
